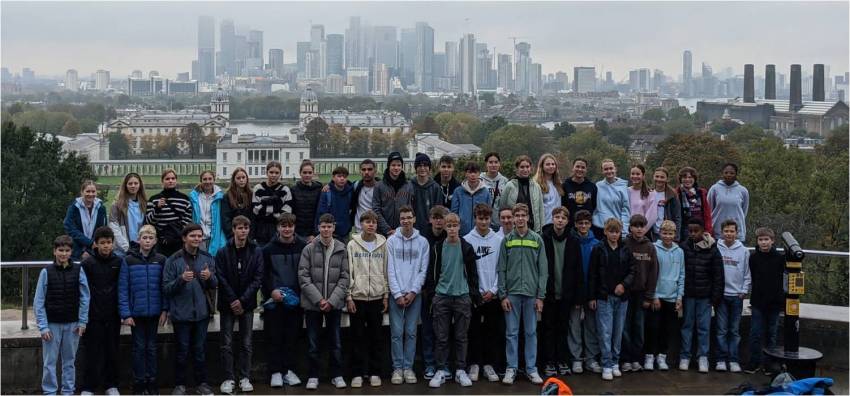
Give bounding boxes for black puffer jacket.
[291,181,323,237]
[82,251,123,321]
[680,234,724,305]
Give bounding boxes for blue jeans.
[596,296,628,369]
[173,319,209,386]
[420,296,436,370]
[504,294,538,373]
[715,296,743,362]
[41,322,81,395]
[749,306,780,366]
[680,297,711,360]
[130,317,159,385]
[390,294,422,370]
[305,310,343,378]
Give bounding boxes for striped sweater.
[145,188,192,254]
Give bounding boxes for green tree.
[482,125,549,166]
[370,131,390,157]
[606,126,634,148]
[157,132,180,158]
[470,116,508,145]
[348,128,370,157]
[646,133,740,184]
[726,124,779,150]
[642,108,665,122]
[435,112,480,144]
[140,135,156,158]
[662,118,697,135]
[304,117,330,157]
[328,125,348,157]
[108,132,131,159]
[558,129,630,180]
[667,106,691,121]
[201,131,219,158]
[181,123,204,158]
[61,119,81,135]
[594,118,610,134]
[552,121,576,139]
[390,129,410,155]
[709,119,741,135]
[415,114,440,134]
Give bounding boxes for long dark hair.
[631,164,650,199]
[114,173,147,224]
[226,167,252,209]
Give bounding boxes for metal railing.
[2,248,848,331]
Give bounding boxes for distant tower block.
[744,64,755,103]
[813,64,825,101]
[765,64,776,99]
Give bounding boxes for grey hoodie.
[717,239,751,296]
[707,180,749,241]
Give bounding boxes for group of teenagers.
[36,149,786,395]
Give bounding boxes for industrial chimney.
[765,64,776,99]
[813,64,825,101]
[790,64,802,112]
[744,64,755,103]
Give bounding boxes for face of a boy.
[605,228,621,243]
[400,211,415,231]
[440,163,454,179]
[466,171,479,186]
[139,234,156,252]
[576,219,591,235]
[660,229,675,245]
[319,222,335,239]
[630,225,646,239]
[54,246,72,264]
[389,161,402,178]
[430,216,445,231]
[183,230,203,249]
[553,213,568,231]
[688,224,704,241]
[445,221,460,239]
[757,236,773,251]
[500,210,513,232]
[234,224,250,242]
[722,225,737,243]
[475,215,491,233]
[277,223,295,240]
[333,174,347,188]
[361,219,377,235]
[416,164,430,178]
[95,238,114,256]
[513,210,529,230]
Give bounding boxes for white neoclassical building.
[297,88,412,134]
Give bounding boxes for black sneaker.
[743,363,761,374]
[763,363,779,377]
[558,362,572,376]
[544,364,557,377]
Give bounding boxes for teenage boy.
[464,204,505,383]
[620,214,659,373]
[352,159,380,233]
[428,213,481,388]
[261,213,307,388]
[745,227,784,375]
[386,206,429,385]
[481,152,509,230]
[589,218,634,381]
[645,220,684,371]
[35,235,90,395]
[567,210,602,374]
[373,152,413,236]
[540,207,576,377]
[317,166,354,242]
[497,203,548,385]
[451,162,492,236]
[437,155,460,208]
[162,223,218,396]
[410,152,442,234]
[346,210,390,388]
[216,216,265,393]
[298,213,351,390]
[495,207,514,238]
[679,218,724,373]
[119,225,168,394]
[80,226,123,396]
[715,219,751,373]
[420,205,448,379]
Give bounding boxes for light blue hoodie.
[386,227,430,299]
[653,239,685,302]
[707,180,749,241]
[593,177,631,235]
[717,239,751,296]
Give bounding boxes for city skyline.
[2,1,847,80]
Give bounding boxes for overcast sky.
[2,1,848,80]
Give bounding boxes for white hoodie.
[717,239,751,296]
[463,227,503,294]
[386,227,429,299]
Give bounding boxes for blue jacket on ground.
[189,188,226,255]
[63,197,108,260]
[451,180,492,236]
[118,247,167,319]
[316,181,354,239]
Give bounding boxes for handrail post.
[21,266,29,330]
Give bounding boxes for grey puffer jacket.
[298,238,350,311]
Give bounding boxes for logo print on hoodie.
[475,245,494,259]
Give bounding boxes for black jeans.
[349,299,385,377]
[173,319,209,386]
[468,298,506,369]
[220,310,254,381]
[433,294,472,370]
[540,297,569,365]
[265,307,302,376]
[621,293,647,363]
[644,300,679,355]
[82,318,120,392]
[305,310,343,379]
[130,316,159,386]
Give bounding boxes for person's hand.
[182,269,195,282]
[200,265,211,281]
[614,284,625,296]
[501,298,512,312]
[41,330,53,342]
[482,291,494,303]
[159,312,168,327]
[588,300,597,310]
[382,297,389,313]
[395,296,406,307]
[535,298,544,313]
[272,289,283,302]
[675,299,682,313]
[652,298,661,311]
[386,229,395,236]
[123,317,136,327]
[319,299,331,312]
[157,197,166,208]
[642,300,651,309]
[230,300,243,315]
[739,293,746,300]
[74,326,86,336]
[405,292,416,307]
[346,299,357,314]
[321,184,331,193]
[307,235,315,243]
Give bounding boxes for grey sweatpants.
[433,294,472,370]
[568,305,601,363]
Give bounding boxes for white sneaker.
[270,372,284,388]
[644,355,655,371]
[351,376,363,388]
[657,354,669,371]
[621,362,632,372]
[220,379,235,394]
[428,370,445,388]
[729,362,742,373]
[613,366,622,377]
[391,369,403,385]
[305,378,319,390]
[331,376,346,389]
[698,356,709,373]
[456,370,473,387]
[502,368,516,385]
[602,368,613,381]
[679,358,690,371]
[468,364,480,381]
[526,370,544,385]
[105,388,120,396]
[369,375,382,387]
[572,361,584,374]
[482,365,499,382]
[239,378,254,392]
[403,369,417,384]
[716,361,727,372]
[81,392,94,396]
[587,360,603,373]
[284,370,301,386]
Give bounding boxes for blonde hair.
[534,153,564,195]
[660,220,677,233]
[138,224,157,239]
[444,213,460,224]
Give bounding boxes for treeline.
[303,118,409,158]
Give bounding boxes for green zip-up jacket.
[497,229,548,299]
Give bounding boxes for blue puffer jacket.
[451,181,492,236]
[316,181,354,239]
[189,187,226,256]
[118,248,167,319]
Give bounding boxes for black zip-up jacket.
[437,177,461,208]
[430,238,482,307]
[588,240,635,301]
[81,251,124,321]
[748,247,785,311]
[421,227,447,297]
[680,236,725,305]
[291,181,323,237]
[541,224,580,304]
[261,236,308,300]
[215,239,265,311]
